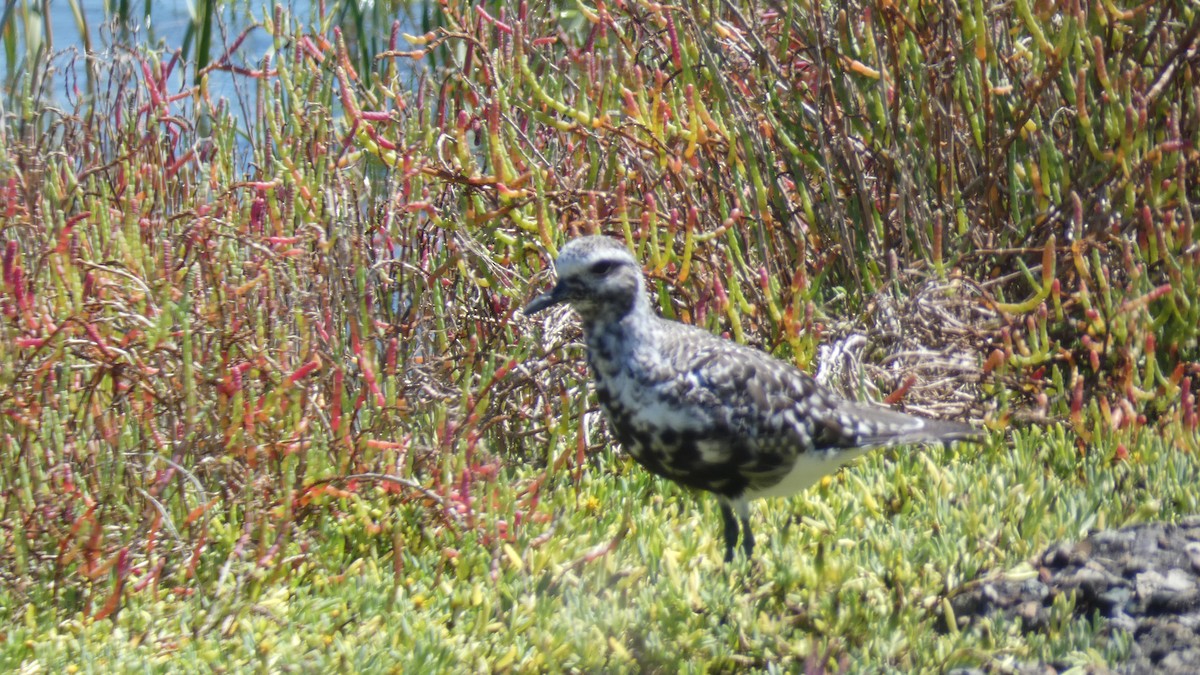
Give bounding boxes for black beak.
[523,280,566,315]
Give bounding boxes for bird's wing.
[623,322,979,497]
[652,326,977,494]
[681,340,840,443]
[665,324,978,446]
[636,327,846,491]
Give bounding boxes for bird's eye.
[590,260,619,276]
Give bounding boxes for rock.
[948,517,1200,674]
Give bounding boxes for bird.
[524,235,982,562]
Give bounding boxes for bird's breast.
[591,363,658,453]
[591,366,756,495]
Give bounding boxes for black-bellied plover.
[525,236,981,561]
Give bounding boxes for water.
[2,1,423,117]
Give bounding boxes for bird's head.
[523,236,645,325]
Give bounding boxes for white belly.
[742,446,874,500]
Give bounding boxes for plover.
[524,236,981,561]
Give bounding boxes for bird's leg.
[740,516,755,558]
[735,499,754,558]
[720,502,740,563]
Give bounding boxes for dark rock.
[949,517,1200,674]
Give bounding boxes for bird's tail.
[837,400,984,448]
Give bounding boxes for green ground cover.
[3,425,1197,672]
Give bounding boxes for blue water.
[2,1,422,115]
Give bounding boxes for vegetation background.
[1,0,1197,671]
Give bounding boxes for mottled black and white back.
[525,236,981,561]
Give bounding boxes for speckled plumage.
[525,236,982,561]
